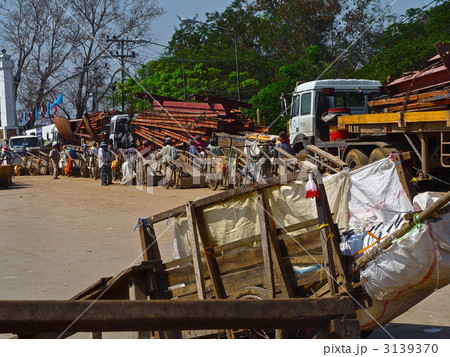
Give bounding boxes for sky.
[150,0,433,46]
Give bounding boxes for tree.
[353,0,450,83]
[0,0,163,120]
[146,0,386,112]
[66,0,163,118]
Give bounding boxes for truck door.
[289,91,314,142]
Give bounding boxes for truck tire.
[369,147,398,163]
[368,148,387,163]
[345,149,369,169]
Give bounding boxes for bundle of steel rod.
[133,108,265,148]
[369,88,450,113]
[369,42,450,113]
[74,110,123,140]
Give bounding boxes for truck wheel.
[368,148,387,163]
[345,149,368,169]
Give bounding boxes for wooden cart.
[6,167,365,339]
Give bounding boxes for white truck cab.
[8,135,41,156]
[109,114,134,148]
[288,79,382,151]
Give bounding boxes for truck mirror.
[280,93,287,114]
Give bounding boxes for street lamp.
[180,18,241,102]
[75,65,99,113]
[137,39,186,101]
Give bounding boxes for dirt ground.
[1,175,449,339]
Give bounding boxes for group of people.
[49,141,114,185]
[158,131,294,182]
[160,135,225,161]
[45,131,294,186]
[252,131,294,180]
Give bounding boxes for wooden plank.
[186,202,206,299]
[1,298,357,335]
[164,219,319,270]
[309,165,349,294]
[139,222,161,263]
[393,152,417,204]
[194,207,228,299]
[169,266,265,299]
[164,229,323,288]
[259,189,296,299]
[128,274,153,339]
[338,110,450,127]
[138,223,182,338]
[169,250,326,301]
[145,171,308,224]
[369,89,450,108]
[256,190,275,298]
[306,167,339,296]
[258,189,296,339]
[388,99,450,112]
[306,145,348,168]
[70,277,112,300]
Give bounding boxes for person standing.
[160,137,180,160]
[81,144,89,159]
[187,140,198,157]
[194,135,207,154]
[206,139,224,157]
[98,142,111,186]
[1,145,12,161]
[275,131,294,157]
[254,138,275,181]
[49,143,60,179]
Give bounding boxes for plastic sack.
[305,172,319,199]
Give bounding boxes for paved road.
[1,175,449,339]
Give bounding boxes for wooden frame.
[10,166,362,339]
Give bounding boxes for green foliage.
[353,1,450,83]
[119,0,449,133]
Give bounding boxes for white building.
[0,49,18,140]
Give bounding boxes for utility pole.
[92,67,98,112]
[106,36,136,112]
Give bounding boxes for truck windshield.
[334,93,365,107]
[9,137,40,148]
[116,122,127,134]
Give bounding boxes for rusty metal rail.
[0,298,359,337]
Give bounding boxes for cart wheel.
[1,178,9,188]
[208,179,219,191]
[29,164,39,176]
[234,173,243,188]
[231,286,269,300]
[164,175,171,189]
[228,286,273,339]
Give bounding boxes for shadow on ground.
[0,181,30,191]
[367,322,450,339]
